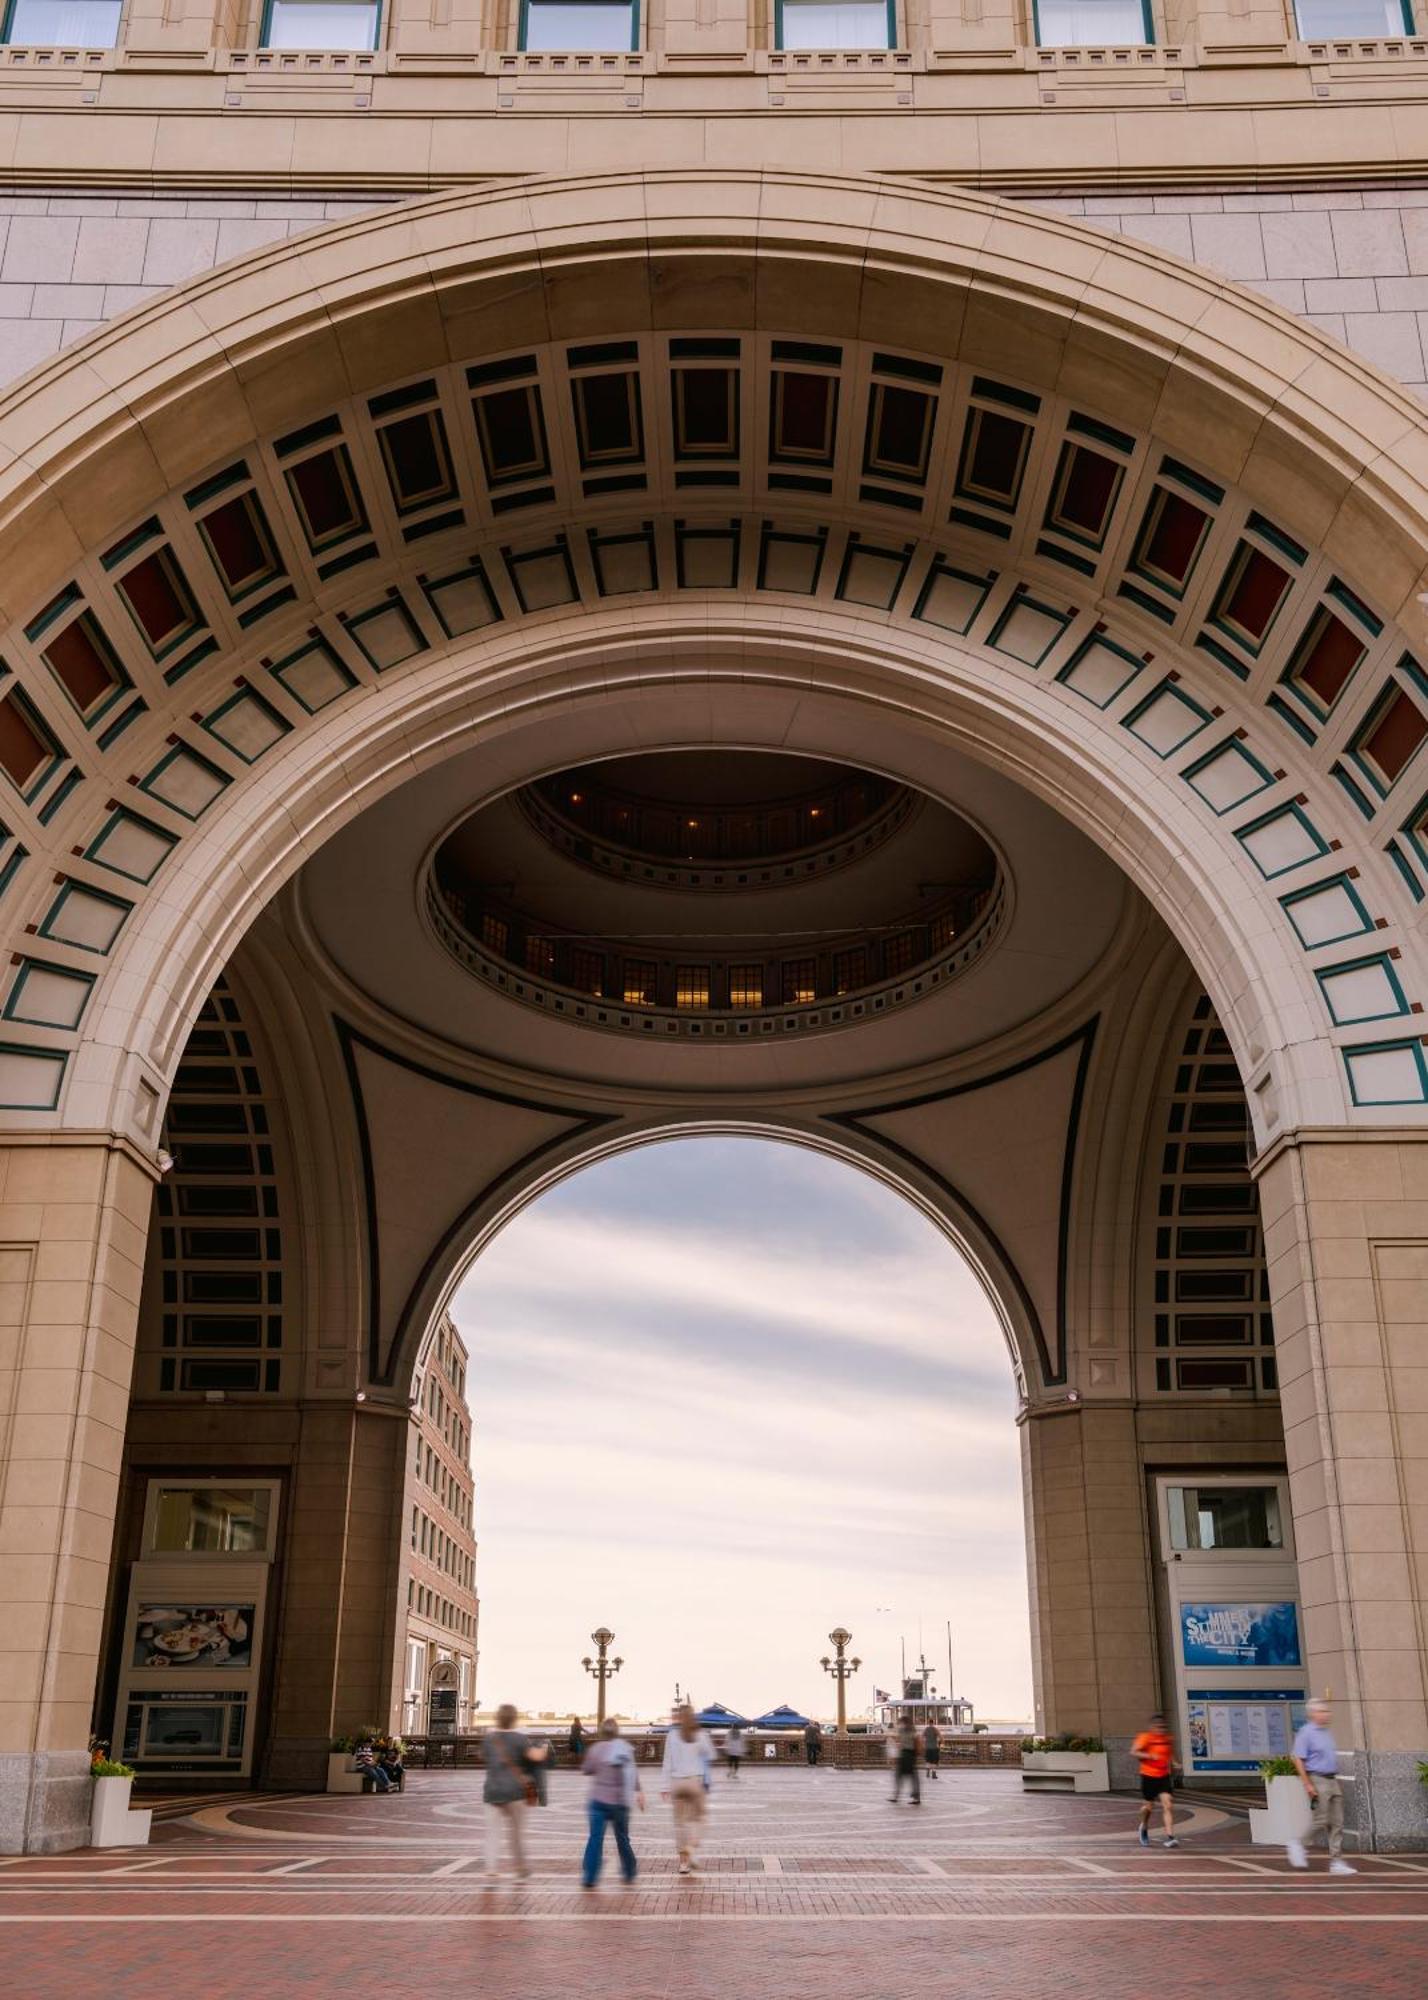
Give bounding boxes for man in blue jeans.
[581,1717,645,1889]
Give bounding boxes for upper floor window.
[2,0,121,44]
[1034,0,1151,44]
[261,0,380,49]
[146,1482,276,1556]
[1294,0,1413,31]
[776,0,893,47]
[519,0,638,48]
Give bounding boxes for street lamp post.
[820,1626,861,1735]
[581,1627,623,1727]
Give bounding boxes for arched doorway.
[2,172,1425,1853]
[453,1131,1030,1731]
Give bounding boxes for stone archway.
[3,170,1427,1852]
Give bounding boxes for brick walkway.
[5,1770,1427,1998]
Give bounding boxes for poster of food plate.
[131,1605,254,1669]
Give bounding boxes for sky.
[451,1135,1033,1728]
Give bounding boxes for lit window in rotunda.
[675,966,711,1010]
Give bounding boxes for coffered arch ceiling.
[0,171,1425,1146]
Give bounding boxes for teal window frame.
[1292,0,1413,33]
[0,0,121,44]
[1031,0,1155,44]
[257,0,383,50]
[774,0,898,48]
[517,0,640,49]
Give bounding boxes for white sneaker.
[678,1860,691,1875]
[1329,1859,1357,1876]
[1286,1839,1308,1870]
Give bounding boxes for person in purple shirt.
[1288,1698,1356,1875]
[581,1717,645,1889]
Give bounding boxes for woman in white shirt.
[660,1703,715,1874]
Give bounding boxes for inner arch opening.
[448,1131,1032,1731]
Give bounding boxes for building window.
[1294,0,1412,30]
[782,958,817,1005]
[519,0,638,49]
[623,960,657,1007]
[675,966,710,1010]
[569,947,605,997]
[1,0,122,43]
[148,1484,274,1555]
[1034,0,1151,44]
[728,964,763,1009]
[832,947,868,995]
[776,0,894,47]
[1166,1484,1283,1552]
[261,0,381,47]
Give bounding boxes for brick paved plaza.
[5,1769,1427,1999]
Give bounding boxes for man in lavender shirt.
[581,1717,645,1889]
[1288,1697,1356,1876]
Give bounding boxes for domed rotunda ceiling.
[295,732,1135,1094]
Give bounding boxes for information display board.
[1184,1689,1308,1772]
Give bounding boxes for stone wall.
[1033,187,1428,403]
[0,191,387,383]
[6,184,1428,402]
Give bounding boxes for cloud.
[451,1138,1034,1725]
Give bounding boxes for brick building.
[399,1315,479,1737]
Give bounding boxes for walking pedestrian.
[481,1703,544,1881]
[1132,1711,1179,1849]
[580,1717,644,1889]
[922,1721,941,1781]
[1288,1698,1356,1875]
[661,1702,715,1875]
[568,1715,587,1765]
[889,1716,921,1804]
[804,1719,823,1767]
[724,1725,746,1779]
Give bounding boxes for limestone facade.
[0,3,1426,1856]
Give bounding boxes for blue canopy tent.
[751,1705,814,1730]
[694,1702,749,1729]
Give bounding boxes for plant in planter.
[1249,1754,1312,1848]
[1021,1732,1110,1793]
[90,1755,151,1848]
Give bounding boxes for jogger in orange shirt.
[1133,1712,1180,1850]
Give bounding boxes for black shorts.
[1140,1774,1172,1802]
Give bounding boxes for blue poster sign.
[1179,1601,1301,1669]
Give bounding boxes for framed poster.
[131,1604,254,1670]
[1184,1691,1308,1771]
[1179,1601,1301,1669]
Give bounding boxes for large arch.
[3,171,1427,1853]
[0,173,1422,1140]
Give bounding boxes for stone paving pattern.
[3,1770,1427,1998]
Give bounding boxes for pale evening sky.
[452,1136,1033,1728]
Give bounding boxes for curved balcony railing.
[518,770,916,891]
[423,866,1006,1042]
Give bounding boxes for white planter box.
[327,1751,365,1794]
[91,1775,153,1849]
[1250,1774,1313,1847]
[1021,1750,1110,1794]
